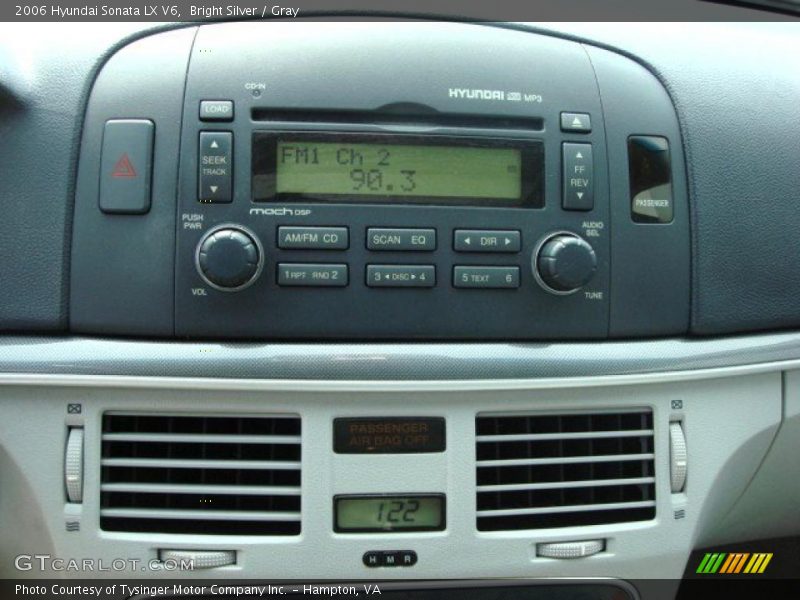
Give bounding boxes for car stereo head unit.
[172,22,615,341]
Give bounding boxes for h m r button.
[363,551,383,567]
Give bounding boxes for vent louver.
[476,409,655,531]
[101,414,301,536]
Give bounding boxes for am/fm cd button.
[278,227,349,250]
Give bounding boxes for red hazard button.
[99,119,153,214]
[111,153,137,179]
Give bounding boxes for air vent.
[476,409,655,531]
[100,414,301,536]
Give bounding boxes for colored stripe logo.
[696,552,773,574]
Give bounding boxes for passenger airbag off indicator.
[334,417,446,454]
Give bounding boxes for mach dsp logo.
[696,552,773,575]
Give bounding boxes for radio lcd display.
[252,132,544,207]
[277,142,520,199]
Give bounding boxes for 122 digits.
[377,499,420,524]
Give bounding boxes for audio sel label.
[334,417,445,454]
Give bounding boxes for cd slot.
[250,108,544,132]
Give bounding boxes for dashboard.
[0,14,799,600]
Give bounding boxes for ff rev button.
[99,119,154,214]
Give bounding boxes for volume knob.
[534,232,597,294]
[196,225,263,292]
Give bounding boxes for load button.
[199,100,234,122]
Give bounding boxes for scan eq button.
[334,417,446,454]
[367,228,436,252]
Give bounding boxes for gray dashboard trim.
[3,333,800,381]
[0,358,795,391]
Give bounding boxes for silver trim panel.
[3,333,800,381]
[100,508,301,521]
[100,458,301,470]
[476,500,657,517]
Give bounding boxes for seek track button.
[199,131,232,203]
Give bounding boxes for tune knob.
[534,232,597,294]
[195,225,263,292]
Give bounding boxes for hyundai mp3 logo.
[448,88,505,100]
